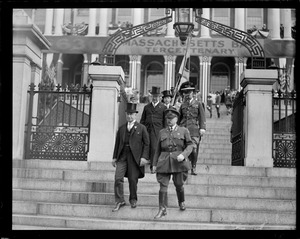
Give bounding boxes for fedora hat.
[180,82,195,92]
[125,103,138,113]
[161,90,173,98]
[164,107,180,119]
[150,86,161,95]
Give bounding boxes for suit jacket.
[179,98,206,137]
[113,121,150,178]
[140,102,167,138]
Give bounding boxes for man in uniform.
[140,86,167,173]
[179,82,206,175]
[152,107,193,219]
[112,103,150,211]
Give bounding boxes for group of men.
[111,82,206,219]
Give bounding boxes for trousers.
[114,146,140,203]
[156,171,188,192]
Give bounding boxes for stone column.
[268,8,281,40]
[235,8,245,31]
[56,53,63,86]
[44,9,54,35]
[199,56,211,104]
[240,69,277,167]
[88,65,125,161]
[13,10,51,159]
[200,8,210,38]
[87,8,96,36]
[99,8,108,36]
[235,57,246,91]
[281,8,293,40]
[133,8,143,26]
[54,9,64,35]
[164,55,175,90]
[82,54,89,86]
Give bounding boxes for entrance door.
[210,74,229,92]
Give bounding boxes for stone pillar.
[235,57,246,91]
[281,8,293,40]
[13,10,51,159]
[133,8,143,26]
[200,8,210,38]
[56,53,63,86]
[164,55,175,90]
[199,56,211,104]
[99,8,108,36]
[268,8,281,40]
[54,9,64,35]
[82,54,89,86]
[235,8,245,31]
[240,69,277,167]
[44,9,54,35]
[88,65,125,161]
[129,55,141,90]
[87,8,97,36]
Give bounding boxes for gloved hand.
[200,129,206,136]
[112,158,117,167]
[140,158,149,166]
[177,154,185,162]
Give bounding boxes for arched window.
[211,62,230,92]
[145,61,164,94]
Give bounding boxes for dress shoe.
[112,201,125,212]
[179,202,186,211]
[130,201,137,208]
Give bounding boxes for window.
[246,8,263,29]
[145,62,164,94]
[148,8,165,21]
[77,8,89,16]
[212,8,230,35]
[116,8,133,27]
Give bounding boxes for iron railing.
[272,89,296,168]
[25,83,93,161]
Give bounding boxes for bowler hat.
[150,86,161,95]
[161,90,173,98]
[164,107,180,119]
[125,103,138,113]
[180,82,195,92]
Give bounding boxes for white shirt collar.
[152,101,159,107]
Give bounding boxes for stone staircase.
[12,104,296,230]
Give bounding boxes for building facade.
[23,8,296,103]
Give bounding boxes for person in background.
[161,90,173,109]
[112,103,150,211]
[225,91,233,115]
[178,82,206,175]
[140,86,167,173]
[215,91,221,118]
[206,95,213,118]
[152,107,193,219]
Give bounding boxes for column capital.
[241,69,277,88]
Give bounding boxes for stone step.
[198,149,232,155]
[12,167,297,188]
[12,160,296,178]
[13,178,296,200]
[13,189,296,211]
[13,214,295,230]
[199,158,231,165]
[12,201,296,226]
[199,143,232,149]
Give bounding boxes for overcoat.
[140,102,167,137]
[178,99,206,137]
[152,125,193,173]
[112,121,150,178]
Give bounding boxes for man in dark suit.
[112,103,150,211]
[140,86,167,173]
[161,90,173,109]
